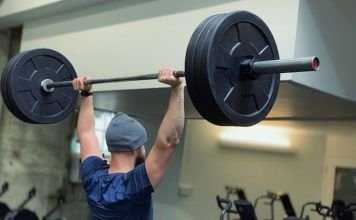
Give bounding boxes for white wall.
[21,0,299,91]
[293,0,356,102]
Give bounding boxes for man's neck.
[108,152,135,174]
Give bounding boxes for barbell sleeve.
[251,56,320,75]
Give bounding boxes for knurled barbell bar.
[0,11,320,126]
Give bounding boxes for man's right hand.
[72,76,92,92]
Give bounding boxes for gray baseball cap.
[105,112,147,152]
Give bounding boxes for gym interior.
[0,0,355,219]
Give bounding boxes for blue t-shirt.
[81,156,154,220]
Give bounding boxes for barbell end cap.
[41,79,55,93]
[312,57,320,71]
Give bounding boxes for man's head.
[106,113,147,164]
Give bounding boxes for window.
[333,167,356,205]
[322,159,356,205]
[70,110,116,158]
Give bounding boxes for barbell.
[0,11,320,126]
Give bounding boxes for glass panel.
[70,132,80,155]
[333,167,356,205]
[70,109,115,156]
[95,110,115,130]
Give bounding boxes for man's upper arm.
[78,131,102,161]
[145,145,175,189]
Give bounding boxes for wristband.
[80,91,93,97]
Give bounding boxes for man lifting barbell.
[0,9,322,219]
[72,68,184,219]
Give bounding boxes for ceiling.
[92,80,356,123]
[0,0,116,29]
[0,0,239,30]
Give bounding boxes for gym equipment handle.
[44,57,319,89]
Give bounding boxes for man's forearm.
[155,85,185,148]
[78,96,95,134]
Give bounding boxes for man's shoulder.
[131,163,148,177]
[81,156,109,178]
[82,155,106,164]
[82,156,109,168]
[126,163,153,192]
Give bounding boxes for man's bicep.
[145,145,175,188]
[79,131,102,161]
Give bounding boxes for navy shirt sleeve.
[81,156,109,191]
[129,163,154,194]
